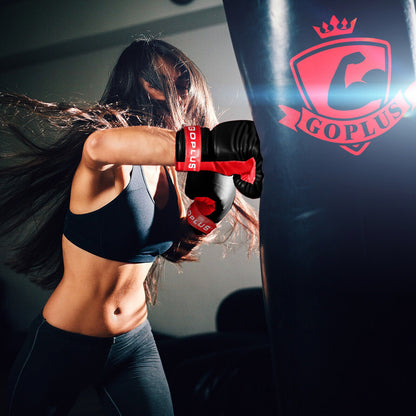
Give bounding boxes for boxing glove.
[185,171,236,234]
[176,120,263,198]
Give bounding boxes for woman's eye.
[176,83,189,92]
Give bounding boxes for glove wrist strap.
[187,203,217,234]
[176,126,201,172]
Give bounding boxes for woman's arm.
[83,126,176,171]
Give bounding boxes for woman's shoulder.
[69,161,131,215]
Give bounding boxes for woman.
[0,38,259,415]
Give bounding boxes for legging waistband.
[34,314,151,345]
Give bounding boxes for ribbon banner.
[279,82,416,155]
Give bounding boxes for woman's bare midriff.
[42,236,152,337]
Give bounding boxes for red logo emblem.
[279,16,416,155]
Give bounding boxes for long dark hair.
[0,38,258,303]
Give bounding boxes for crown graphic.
[313,15,357,39]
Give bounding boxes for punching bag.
[223,0,416,415]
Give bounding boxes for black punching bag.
[223,0,416,415]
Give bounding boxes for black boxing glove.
[185,171,236,234]
[176,120,263,198]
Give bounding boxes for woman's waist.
[43,269,149,336]
[42,303,149,337]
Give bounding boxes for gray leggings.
[6,314,174,416]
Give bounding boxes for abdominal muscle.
[42,235,152,337]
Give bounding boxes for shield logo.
[279,16,416,156]
[290,38,391,121]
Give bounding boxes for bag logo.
[279,15,416,155]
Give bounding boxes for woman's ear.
[141,79,166,101]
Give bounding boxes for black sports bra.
[63,166,180,263]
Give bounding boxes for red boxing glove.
[185,171,236,234]
[176,121,263,199]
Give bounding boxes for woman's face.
[141,62,189,104]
